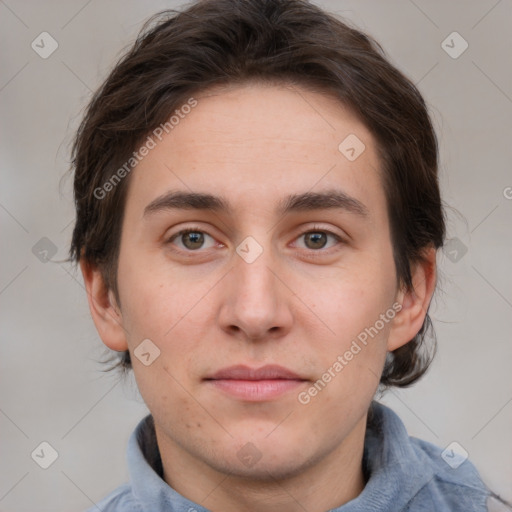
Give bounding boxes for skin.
[82,82,436,512]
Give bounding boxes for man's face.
[114,83,400,478]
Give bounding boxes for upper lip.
[206,365,306,381]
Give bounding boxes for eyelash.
[166,225,345,256]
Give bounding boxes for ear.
[80,260,128,352]
[387,247,437,352]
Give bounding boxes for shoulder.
[408,436,489,511]
[363,402,491,511]
[84,483,141,512]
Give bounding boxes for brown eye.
[181,231,205,250]
[168,229,216,251]
[304,232,328,249]
[295,230,341,251]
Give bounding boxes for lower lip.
[207,379,305,401]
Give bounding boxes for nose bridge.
[234,240,280,314]
[236,250,275,301]
[219,235,293,339]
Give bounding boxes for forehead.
[126,82,384,217]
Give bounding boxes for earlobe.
[79,260,129,352]
[387,247,437,352]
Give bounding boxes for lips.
[206,364,305,381]
[204,365,308,401]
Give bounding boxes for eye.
[293,228,343,251]
[168,228,217,251]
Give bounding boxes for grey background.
[1,0,511,510]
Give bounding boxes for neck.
[154,414,367,512]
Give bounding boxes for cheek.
[303,267,395,343]
[118,264,220,397]
[296,259,396,397]
[117,250,192,340]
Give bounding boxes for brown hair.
[70,0,445,386]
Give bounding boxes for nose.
[217,243,293,342]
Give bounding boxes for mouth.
[204,364,309,401]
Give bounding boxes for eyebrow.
[143,189,369,218]
[277,189,369,217]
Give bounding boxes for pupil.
[306,232,326,249]
[184,232,204,249]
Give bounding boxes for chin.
[211,452,319,482]
[202,435,323,482]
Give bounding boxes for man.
[70,0,495,510]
